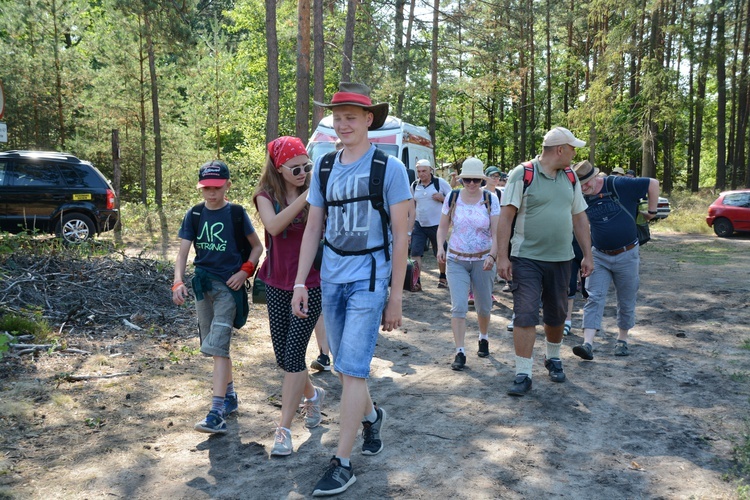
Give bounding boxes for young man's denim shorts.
[195,278,236,358]
[321,278,389,379]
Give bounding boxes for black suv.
[0,150,119,243]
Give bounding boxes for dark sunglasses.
[463,178,484,184]
[282,162,313,176]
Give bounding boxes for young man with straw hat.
[292,82,412,497]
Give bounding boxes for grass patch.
[734,419,750,498]
[0,308,51,342]
[653,188,718,235]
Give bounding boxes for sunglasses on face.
[282,162,313,176]
[463,178,484,184]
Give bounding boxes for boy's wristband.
[241,261,255,276]
[171,282,184,291]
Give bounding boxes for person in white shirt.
[410,159,453,288]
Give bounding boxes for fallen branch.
[58,372,131,382]
[10,343,91,356]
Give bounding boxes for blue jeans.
[583,246,640,331]
[321,278,389,379]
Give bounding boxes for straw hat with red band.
[268,136,309,169]
[313,82,389,131]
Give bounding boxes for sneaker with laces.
[194,410,227,434]
[468,292,474,305]
[573,342,594,360]
[270,427,293,456]
[614,340,629,356]
[477,339,489,358]
[361,406,386,455]
[311,353,332,372]
[507,314,515,332]
[544,357,566,382]
[451,352,466,370]
[302,387,326,428]
[507,374,532,396]
[223,393,238,417]
[438,278,448,289]
[312,457,356,497]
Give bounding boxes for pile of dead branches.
[0,251,191,334]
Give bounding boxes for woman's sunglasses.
[463,178,484,184]
[281,162,313,176]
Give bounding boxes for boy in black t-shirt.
[172,160,262,433]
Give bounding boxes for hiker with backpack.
[436,157,500,371]
[496,127,593,397]
[290,82,412,497]
[172,160,263,433]
[252,136,327,456]
[570,160,660,361]
[410,158,452,288]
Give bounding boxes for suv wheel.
[56,213,95,243]
[713,217,734,238]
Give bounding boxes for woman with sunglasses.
[253,136,325,457]
[437,157,500,371]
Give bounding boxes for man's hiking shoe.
[312,457,356,497]
[194,410,227,434]
[451,352,466,370]
[544,357,566,383]
[302,387,326,428]
[361,406,386,455]
[614,340,629,356]
[270,427,293,456]
[477,339,489,358]
[311,353,332,371]
[507,374,532,396]
[223,393,238,417]
[438,278,448,288]
[573,342,594,361]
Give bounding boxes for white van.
[307,115,435,182]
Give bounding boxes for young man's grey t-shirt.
[308,145,412,284]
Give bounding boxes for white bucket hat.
[458,157,487,179]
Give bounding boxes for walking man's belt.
[448,248,491,258]
[598,242,637,256]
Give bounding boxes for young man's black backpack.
[317,148,391,291]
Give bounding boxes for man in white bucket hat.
[496,126,593,396]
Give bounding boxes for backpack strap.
[482,190,492,220]
[230,203,252,262]
[369,148,390,263]
[522,161,535,192]
[190,202,205,241]
[319,151,338,214]
[564,166,577,186]
[432,175,440,192]
[447,189,461,221]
